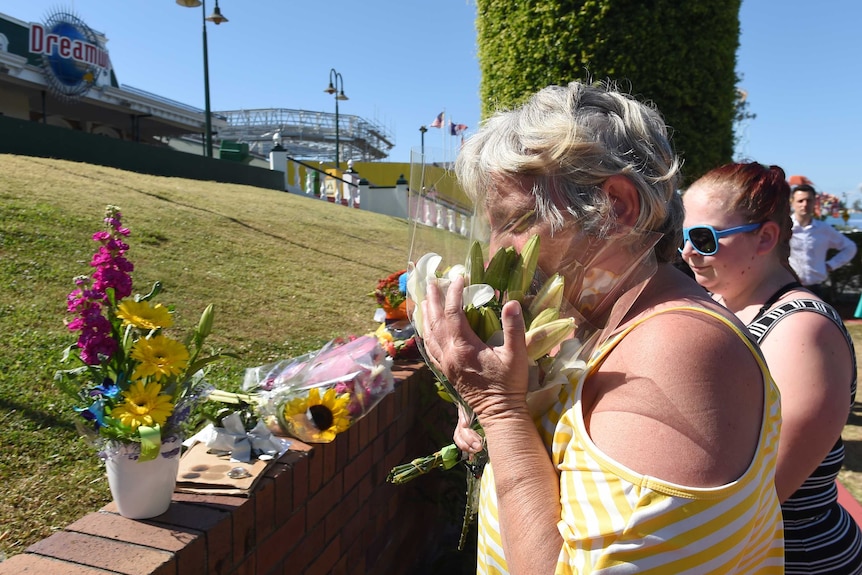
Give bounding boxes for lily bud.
[528,274,565,318]
[527,306,559,331]
[483,246,517,292]
[467,241,485,286]
[479,306,503,342]
[507,235,540,302]
[465,307,482,334]
[197,303,215,341]
[524,317,576,361]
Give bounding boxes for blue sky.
[3,1,860,201]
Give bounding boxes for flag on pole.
[450,122,468,136]
[429,112,444,128]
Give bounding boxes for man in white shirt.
[789,184,857,300]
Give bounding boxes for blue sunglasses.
[679,222,763,256]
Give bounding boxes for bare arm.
[758,312,852,502]
[422,276,561,574]
[826,227,857,270]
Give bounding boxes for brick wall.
[0,362,471,575]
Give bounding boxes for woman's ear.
[602,175,641,228]
[756,220,781,255]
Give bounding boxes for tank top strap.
[588,305,767,375]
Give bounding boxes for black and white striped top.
[748,298,857,520]
[749,298,862,574]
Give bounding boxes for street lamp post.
[324,68,348,169]
[419,125,428,157]
[177,0,228,159]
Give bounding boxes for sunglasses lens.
[689,227,717,254]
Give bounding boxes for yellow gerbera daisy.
[130,334,189,382]
[281,387,351,443]
[111,381,174,431]
[116,299,173,330]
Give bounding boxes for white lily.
[528,337,588,417]
[407,252,495,338]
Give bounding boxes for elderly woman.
[419,82,784,574]
[681,162,862,574]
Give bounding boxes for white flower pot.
[105,437,182,519]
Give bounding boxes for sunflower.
[130,334,189,382]
[110,381,174,430]
[116,299,173,330]
[281,387,351,443]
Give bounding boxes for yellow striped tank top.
[476,306,784,574]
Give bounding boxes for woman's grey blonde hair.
[455,81,683,262]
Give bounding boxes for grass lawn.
[0,154,473,558]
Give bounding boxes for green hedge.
[475,0,742,185]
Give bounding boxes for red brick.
[322,441,337,484]
[379,393,396,427]
[358,474,374,504]
[228,554,257,575]
[307,475,344,529]
[268,465,294,528]
[305,534,340,575]
[289,522,325,573]
[348,420,360,459]
[170,491,255,565]
[291,452,309,511]
[256,508,305,575]
[346,534,367,574]
[147,502,232,574]
[170,492,248,512]
[230,496,256,564]
[0,554,116,575]
[254,477,276,540]
[385,424,401,452]
[27,531,175,575]
[357,415,370,450]
[331,554,349,575]
[325,482,360,542]
[307,446,323,493]
[343,447,371,494]
[341,508,366,555]
[335,430,350,471]
[367,408,379,443]
[67,512,205,575]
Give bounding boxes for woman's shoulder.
[756,296,852,354]
[613,302,758,374]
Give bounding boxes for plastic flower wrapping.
[389,188,663,547]
[54,206,233,462]
[226,335,395,444]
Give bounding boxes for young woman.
[420,84,784,574]
[682,162,862,574]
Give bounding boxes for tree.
[475,0,742,185]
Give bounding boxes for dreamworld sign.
[28,9,112,101]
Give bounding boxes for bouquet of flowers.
[210,335,395,444]
[390,225,661,548]
[368,269,421,361]
[54,206,233,462]
[370,269,409,321]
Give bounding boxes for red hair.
[693,162,793,264]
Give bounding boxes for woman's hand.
[454,403,484,454]
[421,275,530,422]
